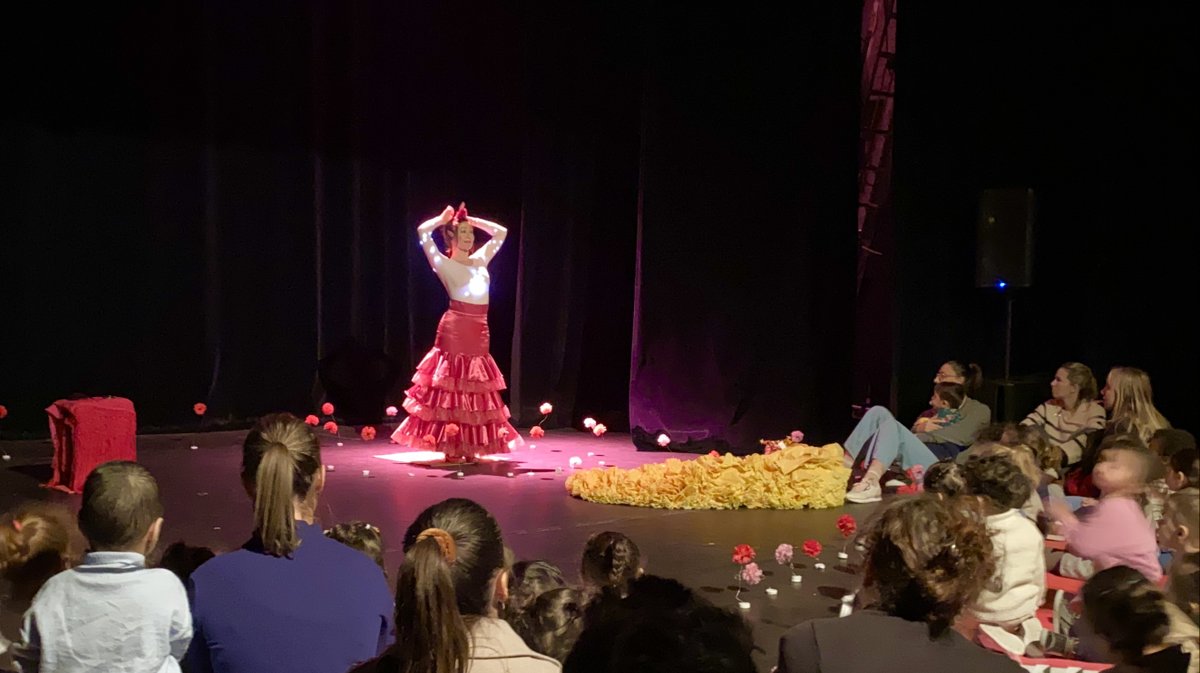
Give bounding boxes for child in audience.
[580,532,642,597]
[158,542,216,583]
[567,575,756,673]
[1081,565,1197,673]
[325,521,386,574]
[1151,430,1197,465]
[13,461,192,672]
[1047,439,1163,582]
[0,504,77,671]
[511,587,587,663]
[962,454,1046,628]
[1166,449,1200,492]
[351,498,560,673]
[923,459,966,497]
[504,560,567,622]
[914,382,967,431]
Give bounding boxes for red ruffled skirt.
[391,300,518,461]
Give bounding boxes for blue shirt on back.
[185,521,394,673]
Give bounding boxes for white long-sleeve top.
[13,552,192,673]
[970,509,1046,628]
[418,217,507,306]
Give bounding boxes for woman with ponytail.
[186,413,393,673]
[352,498,560,673]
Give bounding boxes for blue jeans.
[845,406,938,472]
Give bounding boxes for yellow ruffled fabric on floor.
[565,442,850,510]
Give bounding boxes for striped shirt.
[1021,400,1105,465]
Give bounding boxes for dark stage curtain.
[628,4,861,453]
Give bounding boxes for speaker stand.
[1004,292,1014,382]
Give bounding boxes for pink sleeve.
[1060,503,1113,559]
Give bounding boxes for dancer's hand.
[438,205,456,224]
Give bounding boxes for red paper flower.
[385,406,399,417]
[193,402,207,416]
[422,433,438,446]
[323,421,339,434]
[321,402,335,416]
[592,423,607,437]
[445,423,461,438]
[896,483,921,495]
[732,544,756,565]
[802,539,822,559]
[836,514,857,538]
[539,402,553,415]
[0,405,9,419]
[530,426,545,439]
[361,426,377,441]
[304,414,319,426]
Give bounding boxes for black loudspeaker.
[976,188,1035,289]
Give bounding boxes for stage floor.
[1,428,880,672]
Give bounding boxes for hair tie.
[417,527,457,564]
[454,203,469,223]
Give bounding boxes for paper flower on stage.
[583,417,597,429]
[530,426,545,439]
[422,433,437,446]
[0,405,7,419]
[802,539,822,559]
[321,402,335,416]
[732,544,756,565]
[193,403,207,416]
[790,430,805,443]
[539,402,553,416]
[498,427,510,439]
[774,543,794,565]
[385,406,399,417]
[740,562,764,586]
[836,514,857,538]
[305,414,320,426]
[360,426,377,441]
[592,424,607,437]
[323,421,339,434]
[444,423,461,438]
[656,433,671,447]
[708,450,720,457]
[896,483,921,495]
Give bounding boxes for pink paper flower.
[530,426,545,439]
[321,402,335,416]
[740,562,764,586]
[774,543,794,565]
[444,423,460,438]
[656,433,671,447]
[789,430,805,443]
[193,403,207,416]
[304,414,319,426]
[539,402,553,415]
[385,406,399,417]
[422,433,437,446]
[708,450,720,457]
[583,417,597,429]
[360,426,377,441]
[0,405,7,419]
[323,421,339,434]
[592,424,607,437]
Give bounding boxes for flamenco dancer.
[390,203,519,462]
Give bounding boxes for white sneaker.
[845,480,882,504]
[884,478,906,488]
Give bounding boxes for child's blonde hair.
[0,503,78,601]
[1164,490,1200,550]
